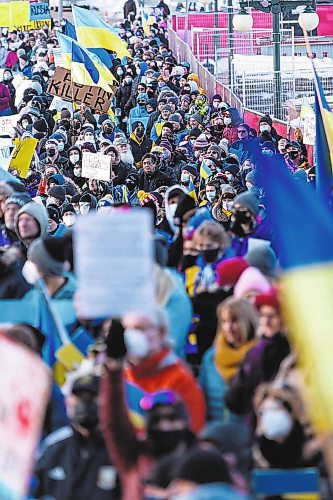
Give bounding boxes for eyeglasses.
[238,129,247,134]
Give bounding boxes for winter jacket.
[123,0,137,18]
[116,83,132,110]
[0,253,30,299]
[5,50,18,69]
[129,133,152,164]
[0,225,18,249]
[34,427,119,500]
[139,169,174,192]
[0,47,7,67]
[222,107,242,145]
[0,82,11,112]
[15,202,49,248]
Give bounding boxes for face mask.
[225,173,234,182]
[136,128,144,138]
[22,260,41,285]
[136,68,141,75]
[47,148,56,157]
[146,77,152,84]
[262,149,273,156]
[206,191,216,202]
[3,74,12,81]
[224,117,232,125]
[261,408,293,440]
[158,82,166,89]
[48,70,55,76]
[124,328,150,358]
[85,135,95,143]
[157,60,163,67]
[212,101,220,108]
[117,69,124,76]
[63,213,76,227]
[181,173,190,184]
[73,401,99,430]
[288,151,300,160]
[230,210,255,237]
[124,77,132,84]
[80,202,90,215]
[260,124,271,133]
[46,197,60,207]
[202,247,220,263]
[74,167,81,177]
[70,154,80,164]
[58,142,64,152]
[168,203,178,218]
[22,120,29,129]
[223,200,234,211]
[149,429,187,456]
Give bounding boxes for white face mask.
[181,173,190,183]
[22,260,41,285]
[261,408,293,441]
[206,191,216,202]
[80,203,90,215]
[260,124,271,133]
[74,168,81,177]
[58,142,65,152]
[63,213,76,227]
[223,200,234,211]
[224,117,232,126]
[168,203,178,218]
[124,77,132,84]
[85,135,95,143]
[69,154,80,164]
[124,328,150,358]
[22,120,29,129]
[117,69,124,76]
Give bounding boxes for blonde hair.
[217,296,258,343]
[193,220,230,250]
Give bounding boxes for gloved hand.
[105,319,127,359]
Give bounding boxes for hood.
[15,201,48,246]
[80,192,98,208]
[226,107,242,126]
[211,93,222,103]
[165,184,187,235]
[188,73,200,85]
[188,80,198,93]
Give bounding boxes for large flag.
[57,32,116,86]
[65,19,77,40]
[72,6,131,62]
[312,64,333,202]
[200,159,212,180]
[256,153,333,433]
[71,40,113,93]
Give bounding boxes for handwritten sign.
[9,138,38,178]
[29,2,50,21]
[0,114,18,138]
[0,332,50,498]
[303,115,315,146]
[82,152,112,181]
[47,67,113,113]
[0,145,14,171]
[74,210,155,318]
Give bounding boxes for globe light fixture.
[298,6,320,32]
[233,9,253,32]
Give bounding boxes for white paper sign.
[53,48,64,68]
[0,114,18,138]
[82,152,112,181]
[49,96,73,115]
[74,210,155,318]
[303,114,315,146]
[0,332,50,498]
[0,145,14,171]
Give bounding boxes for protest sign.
[9,138,38,178]
[82,152,112,181]
[29,2,50,21]
[0,114,18,138]
[0,332,50,498]
[50,96,74,115]
[74,210,155,318]
[303,115,316,146]
[53,48,64,68]
[47,67,114,113]
[0,145,14,171]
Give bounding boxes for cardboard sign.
[74,210,155,318]
[303,115,316,146]
[0,114,18,138]
[0,332,50,498]
[0,145,14,171]
[82,152,111,181]
[9,138,38,178]
[29,2,50,21]
[47,67,114,113]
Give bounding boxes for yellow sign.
[0,2,51,31]
[9,137,38,179]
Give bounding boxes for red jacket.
[0,83,10,112]
[223,125,238,145]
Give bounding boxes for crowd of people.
[0,3,327,500]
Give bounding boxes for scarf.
[214,334,257,383]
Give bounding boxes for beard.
[121,149,135,166]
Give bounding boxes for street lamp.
[232,0,319,119]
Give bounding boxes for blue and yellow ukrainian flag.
[188,178,198,205]
[200,159,212,180]
[312,63,333,202]
[72,5,131,62]
[65,19,77,40]
[57,32,116,85]
[71,39,113,93]
[257,153,333,433]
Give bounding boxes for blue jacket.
[52,223,67,238]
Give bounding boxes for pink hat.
[216,257,249,288]
[233,266,271,299]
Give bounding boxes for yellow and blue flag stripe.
[65,19,77,40]
[188,178,198,205]
[71,39,112,93]
[257,153,333,433]
[200,159,212,180]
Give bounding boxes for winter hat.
[15,202,48,246]
[62,204,76,216]
[97,197,113,209]
[81,142,97,153]
[254,287,280,312]
[181,94,191,104]
[216,257,249,288]
[48,185,66,203]
[260,140,275,153]
[168,113,181,123]
[245,169,258,186]
[167,96,178,106]
[28,236,67,276]
[60,109,71,119]
[181,164,197,177]
[80,192,97,208]
[259,114,273,127]
[50,132,65,143]
[159,140,173,152]
[233,266,271,299]
[245,245,278,278]
[19,53,28,62]
[71,193,81,204]
[191,113,203,125]
[174,447,231,485]
[33,118,48,133]
[47,205,60,225]
[189,127,201,139]
[137,92,148,102]
[5,194,31,209]
[47,174,65,186]
[147,98,157,109]
[221,184,236,197]
[194,134,209,150]
[174,193,197,223]
[234,192,260,216]
[161,104,172,112]
[187,207,212,234]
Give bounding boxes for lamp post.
[233,0,319,119]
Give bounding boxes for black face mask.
[73,401,99,430]
[202,247,220,263]
[47,148,57,157]
[288,151,300,160]
[149,429,188,456]
[230,210,255,237]
[214,124,224,133]
[136,128,144,138]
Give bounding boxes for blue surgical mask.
[262,149,273,156]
